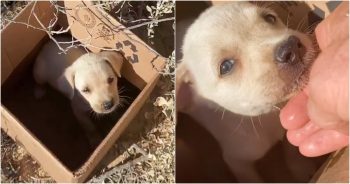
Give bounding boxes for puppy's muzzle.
[102,100,114,110]
[275,36,306,64]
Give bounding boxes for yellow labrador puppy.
[177,2,318,182]
[33,36,124,147]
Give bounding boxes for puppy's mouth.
[91,99,119,115]
[99,105,117,114]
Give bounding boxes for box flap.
[1,1,55,72]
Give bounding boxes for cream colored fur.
[181,2,315,116]
[33,36,124,146]
[178,2,318,182]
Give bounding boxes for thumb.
[307,40,349,133]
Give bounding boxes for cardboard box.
[1,1,165,182]
[176,1,348,182]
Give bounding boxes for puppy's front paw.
[34,85,46,99]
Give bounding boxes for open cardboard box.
[1,1,164,182]
[176,1,348,183]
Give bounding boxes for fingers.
[315,2,349,49]
[308,40,349,127]
[299,129,349,157]
[280,91,309,130]
[286,121,321,146]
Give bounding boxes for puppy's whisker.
[233,116,245,134]
[250,116,260,139]
[119,97,130,104]
[117,98,130,108]
[221,109,226,120]
[214,106,220,113]
[119,86,125,91]
[258,115,262,128]
[119,95,132,100]
[296,16,307,32]
[303,20,321,33]
[116,101,124,108]
[89,109,97,120]
[118,88,127,95]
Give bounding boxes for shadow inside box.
[1,65,141,171]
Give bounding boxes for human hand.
[280,2,349,157]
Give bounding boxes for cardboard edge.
[311,147,349,182]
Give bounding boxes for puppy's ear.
[100,51,124,78]
[176,62,195,112]
[57,65,75,100]
[176,62,193,88]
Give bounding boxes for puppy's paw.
[34,85,46,99]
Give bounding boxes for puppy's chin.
[242,106,274,117]
[91,102,118,115]
[95,106,117,114]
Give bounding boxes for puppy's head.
[181,2,317,116]
[64,51,124,114]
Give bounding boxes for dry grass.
[1,1,29,30]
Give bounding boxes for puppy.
[178,2,318,182]
[180,2,316,116]
[33,36,124,147]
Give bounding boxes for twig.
[121,17,174,31]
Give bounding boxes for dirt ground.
[1,1,175,183]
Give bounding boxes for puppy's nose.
[275,36,304,64]
[103,100,114,110]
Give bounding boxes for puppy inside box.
[1,35,140,171]
[176,1,331,182]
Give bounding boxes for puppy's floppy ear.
[57,65,75,100]
[99,51,124,78]
[176,62,194,89]
[176,62,195,112]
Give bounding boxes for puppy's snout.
[275,36,305,64]
[103,100,114,110]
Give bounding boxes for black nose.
[103,100,114,110]
[275,36,304,64]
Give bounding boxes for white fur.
[182,2,314,116]
[33,36,124,146]
[178,2,318,182]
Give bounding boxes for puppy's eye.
[107,77,114,84]
[82,87,90,93]
[220,59,235,76]
[263,13,276,24]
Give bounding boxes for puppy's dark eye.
[82,87,90,93]
[220,59,235,76]
[107,77,114,84]
[263,13,276,24]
